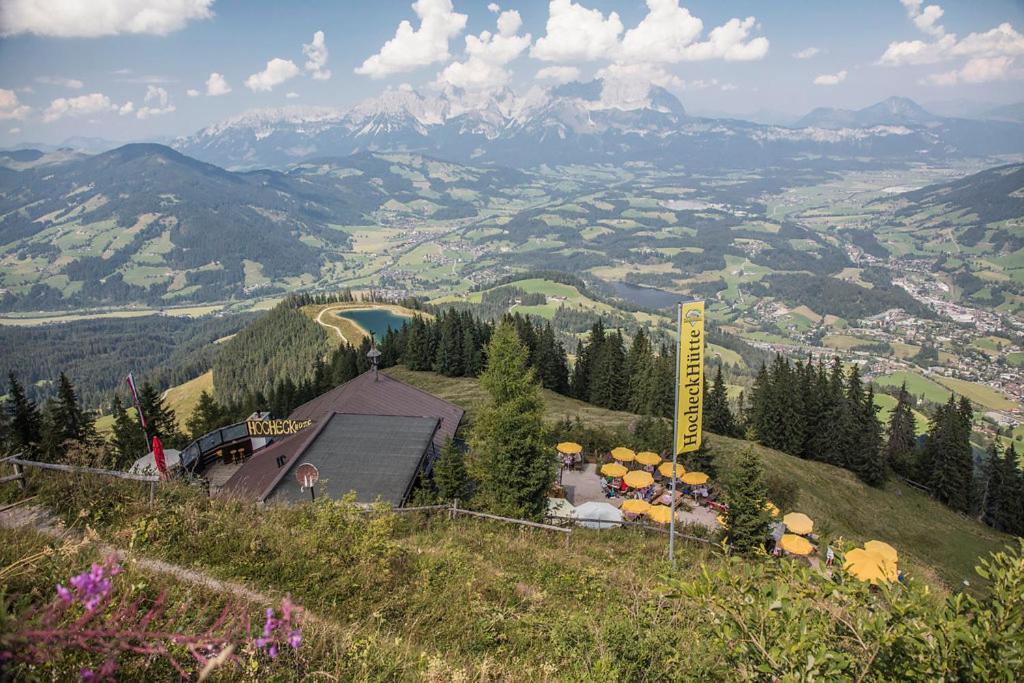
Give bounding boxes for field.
[874,392,930,434]
[873,370,954,405]
[162,370,214,428]
[932,376,1018,412]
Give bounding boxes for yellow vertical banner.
[675,300,705,454]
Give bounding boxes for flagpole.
[126,372,151,452]
[669,301,681,566]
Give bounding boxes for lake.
[335,308,412,341]
[608,281,682,310]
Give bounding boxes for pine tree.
[926,395,973,513]
[403,316,431,371]
[186,390,227,441]
[470,321,554,520]
[5,372,41,457]
[704,365,736,437]
[109,396,144,468]
[849,387,886,486]
[534,322,569,393]
[836,364,865,469]
[884,383,918,477]
[40,373,95,460]
[434,310,464,377]
[589,330,627,410]
[433,437,469,502]
[725,448,770,555]
[137,382,186,449]
[980,440,1003,528]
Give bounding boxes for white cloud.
[43,92,118,122]
[0,89,31,120]
[9,127,21,134]
[813,69,848,85]
[437,9,531,92]
[115,74,177,84]
[597,62,683,91]
[186,88,200,97]
[119,101,135,115]
[532,0,623,62]
[206,72,231,96]
[924,55,1019,85]
[675,16,769,62]
[35,75,83,89]
[303,30,331,80]
[535,65,581,84]
[881,0,1024,87]
[487,3,500,12]
[136,85,175,118]
[355,0,467,78]
[285,91,300,99]
[245,58,300,92]
[618,0,702,64]
[793,47,820,59]
[1,0,214,38]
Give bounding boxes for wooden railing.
[2,454,161,502]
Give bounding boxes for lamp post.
[367,344,382,381]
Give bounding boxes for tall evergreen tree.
[725,448,770,555]
[39,373,95,460]
[589,330,628,410]
[109,396,144,468]
[884,383,918,478]
[926,395,973,513]
[704,365,736,437]
[433,437,469,503]
[137,382,186,449]
[186,390,227,441]
[470,321,554,520]
[5,372,41,457]
[849,387,886,486]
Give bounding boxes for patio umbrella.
[635,451,662,466]
[623,470,654,489]
[574,501,624,529]
[779,534,815,556]
[621,499,651,515]
[681,471,709,486]
[783,512,814,536]
[610,447,636,462]
[658,462,685,478]
[557,442,583,454]
[765,501,780,518]
[864,540,898,564]
[845,548,898,584]
[646,505,674,524]
[600,463,628,478]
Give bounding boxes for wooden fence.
[1,458,715,550]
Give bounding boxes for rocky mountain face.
[174,83,1024,171]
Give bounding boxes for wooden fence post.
[13,461,25,491]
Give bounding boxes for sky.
[1,0,1023,145]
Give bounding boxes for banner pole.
[669,301,682,566]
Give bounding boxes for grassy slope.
[388,367,1010,588]
[876,369,1019,413]
[162,370,214,428]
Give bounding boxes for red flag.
[152,435,167,479]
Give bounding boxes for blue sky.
[1,0,1023,145]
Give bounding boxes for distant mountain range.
[0,144,524,310]
[171,83,1024,171]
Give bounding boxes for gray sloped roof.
[266,413,439,507]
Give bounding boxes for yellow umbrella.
[610,447,636,462]
[864,540,898,564]
[623,470,654,489]
[658,462,685,478]
[635,451,662,466]
[765,501,780,518]
[845,548,898,585]
[779,534,815,556]
[783,512,814,536]
[681,471,709,486]
[600,463,628,478]
[556,441,583,454]
[621,499,651,515]
[646,505,673,524]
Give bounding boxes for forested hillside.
[212,304,332,404]
[0,313,255,407]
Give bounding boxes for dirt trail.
[0,501,315,620]
[315,306,349,344]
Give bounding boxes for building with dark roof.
[222,371,464,506]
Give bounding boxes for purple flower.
[288,629,301,650]
[56,584,72,603]
[268,645,278,659]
